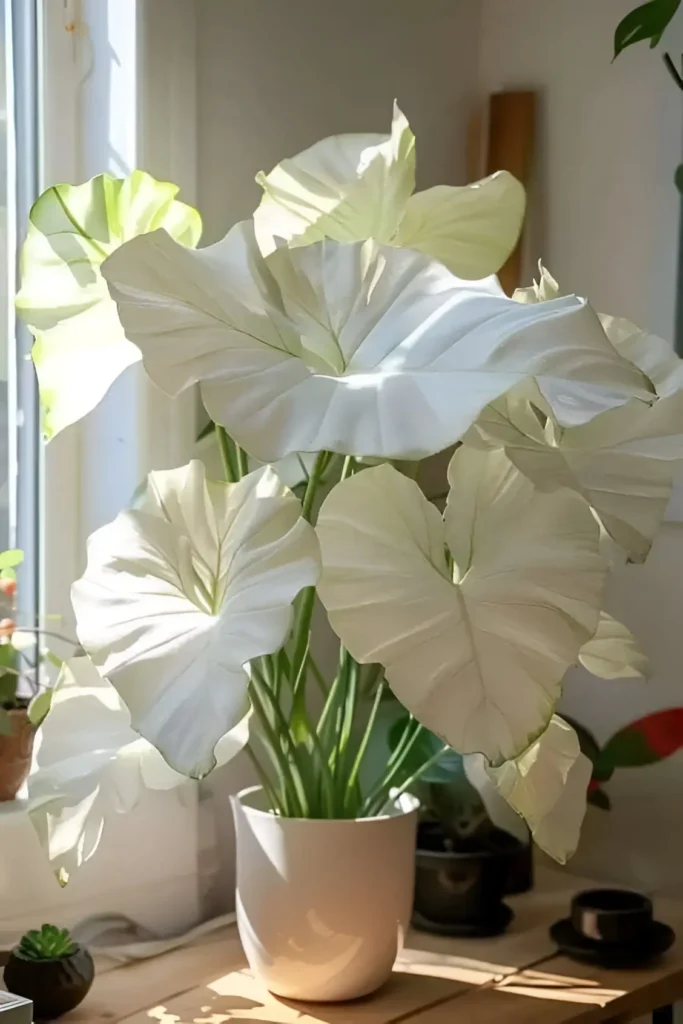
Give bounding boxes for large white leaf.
[601,315,683,398]
[515,264,683,391]
[316,453,607,763]
[254,103,524,279]
[71,461,320,778]
[471,270,683,560]
[254,102,415,255]
[464,716,592,863]
[102,222,650,464]
[470,382,683,561]
[16,171,201,438]
[393,171,525,279]
[28,657,251,883]
[579,611,648,679]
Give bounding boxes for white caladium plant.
[466,263,683,562]
[253,103,526,282]
[17,104,683,877]
[17,171,202,438]
[72,461,319,778]
[100,223,650,465]
[464,715,593,864]
[28,656,251,884]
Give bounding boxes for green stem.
[317,646,350,745]
[251,672,310,815]
[360,663,382,697]
[289,451,330,735]
[301,450,328,523]
[344,681,385,810]
[308,655,330,697]
[340,455,354,481]
[244,745,284,815]
[386,716,419,768]
[376,745,449,811]
[334,656,359,791]
[236,445,250,478]
[249,683,305,817]
[258,654,276,693]
[362,721,426,816]
[215,424,237,482]
[256,662,335,818]
[664,51,683,91]
[304,723,336,817]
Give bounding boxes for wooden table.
[57,870,683,1023]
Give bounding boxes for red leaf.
[636,708,683,758]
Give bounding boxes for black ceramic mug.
[571,889,653,946]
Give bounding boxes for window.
[2,0,42,642]
[0,2,207,940]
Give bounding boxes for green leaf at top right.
[614,0,681,58]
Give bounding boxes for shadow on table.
[139,954,626,1023]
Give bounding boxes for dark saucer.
[550,917,675,968]
[413,903,514,938]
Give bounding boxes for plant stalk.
[215,424,237,482]
[362,721,427,815]
[236,445,250,478]
[344,681,385,812]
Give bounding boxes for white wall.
[195,0,481,242]
[479,0,682,340]
[480,0,683,892]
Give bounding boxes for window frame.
[6,0,43,647]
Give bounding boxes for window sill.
[0,788,201,945]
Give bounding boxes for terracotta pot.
[4,946,95,1020]
[0,709,35,802]
[231,786,419,1002]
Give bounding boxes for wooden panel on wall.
[487,90,536,296]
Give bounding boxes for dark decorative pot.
[505,832,534,895]
[413,822,523,935]
[4,946,95,1020]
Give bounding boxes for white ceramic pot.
[231,786,419,1001]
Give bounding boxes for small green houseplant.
[3,925,94,1020]
[387,713,532,936]
[0,548,58,801]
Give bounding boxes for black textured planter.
[413,822,523,936]
[4,945,95,1020]
[505,832,534,895]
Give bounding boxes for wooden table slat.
[119,968,467,1024]
[64,929,246,1023]
[53,869,683,1024]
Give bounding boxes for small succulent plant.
[15,924,77,961]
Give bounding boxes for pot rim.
[415,838,525,863]
[233,785,419,824]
